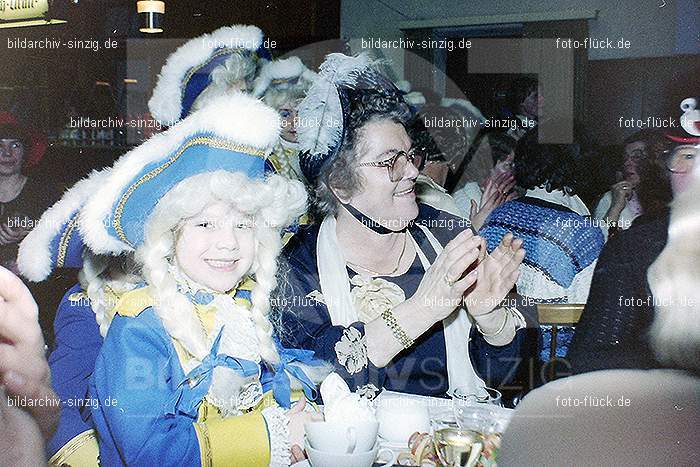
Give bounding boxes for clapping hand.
[469,172,517,231]
[411,229,483,322]
[610,180,634,210]
[463,233,525,317]
[286,396,322,463]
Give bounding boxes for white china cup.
[304,420,379,454]
[376,396,430,443]
[305,439,396,467]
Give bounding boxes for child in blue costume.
[82,93,328,467]
[19,169,141,464]
[20,92,328,466]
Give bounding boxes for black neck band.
[342,203,409,235]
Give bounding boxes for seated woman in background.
[593,129,663,240]
[0,113,58,274]
[480,135,605,304]
[569,100,698,374]
[279,53,528,401]
[407,105,470,218]
[503,76,541,141]
[499,125,700,466]
[452,131,518,230]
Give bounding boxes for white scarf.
[316,215,485,394]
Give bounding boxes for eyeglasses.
[664,146,699,174]
[358,148,426,182]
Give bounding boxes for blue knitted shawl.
[481,198,604,288]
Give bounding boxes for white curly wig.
[78,252,141,337]
[135,170,307,368]
[190,52,258,113]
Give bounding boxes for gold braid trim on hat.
[56,214,79,268]
[181,48,240,101]
[113,136,265,246]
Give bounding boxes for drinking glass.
[431,417,485,467]
[452,386,502,406]
[451,387,506,437]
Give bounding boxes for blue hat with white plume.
[296,53,407,183]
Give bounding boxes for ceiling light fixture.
[137,0,164,34]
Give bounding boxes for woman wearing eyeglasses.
[594,130,662,240]
[277,54,529,399]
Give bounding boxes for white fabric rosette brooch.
[350,275,406,323]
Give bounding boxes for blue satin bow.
[263,348,320,409]
[165,328,260,417]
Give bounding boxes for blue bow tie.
[165,328,261,418]
[263,347,321,409]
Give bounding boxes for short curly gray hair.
[311,91,412,217]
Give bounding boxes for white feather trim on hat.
[252,56,316,97]
[148,24,264,125]
[17,169,111,282]
[297,53,374,159]
[81,93,281,255]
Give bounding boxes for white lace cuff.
[262,406,291,467]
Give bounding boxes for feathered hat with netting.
[296,52,407,183]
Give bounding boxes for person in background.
[481,136,604,304]
[148,24,270,128]
[569,99,699,374]
[0,113,57,274]
[407,105,469,218]
[253,56,316,183]
[17,165,141,464]
[593,129,663,240]
[408,107,513,225]
[452,131,518,230]
[504,76,541,141]
[0,265,61,466]
[499,124,700,466]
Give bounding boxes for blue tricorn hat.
[17,169,111,282]
[148,24,271,126]
[81,92,280,255]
